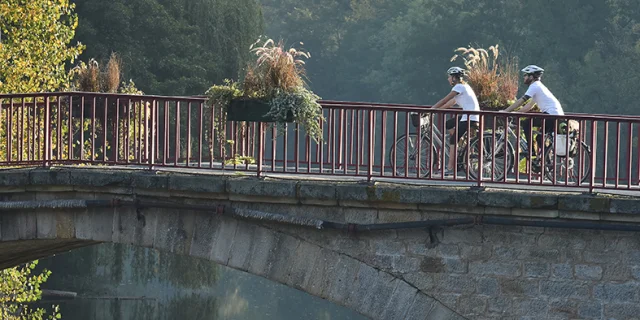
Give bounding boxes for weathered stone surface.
[208,217,238,265]
[69,169,131,187]
[593,282,638,302]
[227,178,296,198]
[551,263,573,279]
[245,227,279,277]
[30,169,71,186]
[609,198,640,214]
[574,264,603,281]
[539,280,590,299]
[469,261,521,277]
[578,301,603,319]
[478,190,557,209]
[404,292,436,320]
[226,221,255,271]
[380,279,418,320]
[604,303,640,319]
[524,262,550,278]
[298,182,336,201]
[36,211,56,239]
[189,212,218,259]
[0,169,31,187]
[558,195,610,213]
[267,233,301,284]
[132,172,169,190]
[168,174,226,194]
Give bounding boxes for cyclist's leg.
[520,116,543,157]
[448,120,468,171]
[444,118,457,171]
[538,117,557,149]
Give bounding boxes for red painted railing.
[0,92,638,193]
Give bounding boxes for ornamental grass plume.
[244,38,310,97]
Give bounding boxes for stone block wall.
[241,201,640,320]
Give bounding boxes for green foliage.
[73,0,263,96]
[0,0,84,94]
[205,81,243,159]
[266,87,323,140]
[0,260,61,320]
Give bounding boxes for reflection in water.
[37,243,366,320]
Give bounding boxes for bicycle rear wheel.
[466,135,514,181]
[390,134,436,177]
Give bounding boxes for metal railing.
[0,92,638,193]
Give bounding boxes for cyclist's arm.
[441,98,457,109]
[432,91,458,109]
[503,94,531,112]
[518,99,536,113]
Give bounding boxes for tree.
[0,261,61,320]
[72,0,264,96]
[0,0,85,94]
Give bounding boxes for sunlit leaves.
[0,260,61,320]
[0,0,85,94]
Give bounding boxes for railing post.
[149,100,156,170]
[43,96,51,167]
[477,113,484,187]
[367,109,374,181]
[589,120,597,193]
[257,122,265,177]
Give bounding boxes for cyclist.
[432,67,480,175]
[501,65,564,163]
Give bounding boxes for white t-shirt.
[524,81,564,115]
[452,83,480,122]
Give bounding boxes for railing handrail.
[0,91,208,102]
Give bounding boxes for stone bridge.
[1,167,640,319]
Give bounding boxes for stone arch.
[0,200,462,320]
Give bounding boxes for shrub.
[72,53,122,93]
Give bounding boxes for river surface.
[37,243,367,320]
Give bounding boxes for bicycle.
[489,117,592,184]
[389,112,510,180]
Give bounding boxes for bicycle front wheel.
[544,140,592,185]
[390,134,436,177]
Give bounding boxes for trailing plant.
[205,80,243,159]
[450,44,518,110]
[266,87,322,139]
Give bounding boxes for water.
[37,243,367,320]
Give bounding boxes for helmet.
[521,65,544,75]
[447,67,466,76]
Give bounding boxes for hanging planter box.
[227,98,293,122]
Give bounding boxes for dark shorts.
[446,119,479,144]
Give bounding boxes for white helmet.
[447,67,466,76]
[521,65,544,75]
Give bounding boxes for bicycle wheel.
[466,135,514,181]
[544,140,592,185]
[389,134,436,177]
